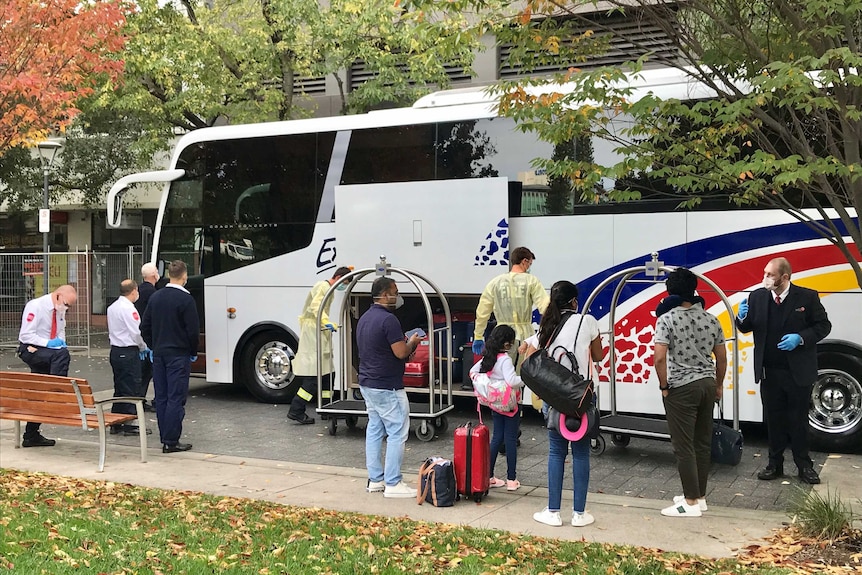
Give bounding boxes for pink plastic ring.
[557,411,589,442]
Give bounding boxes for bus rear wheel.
[809,352,862,452]
[240,331,300,403]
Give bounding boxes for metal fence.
[0,249,143,353]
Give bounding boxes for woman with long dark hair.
[469,324,524,490]
[523,280,605,527]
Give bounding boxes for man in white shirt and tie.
[16,284,78,447]
[107,279,151,436]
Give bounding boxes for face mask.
[336,284,347,292]
[763,277,776,291]
[392,294,404,309]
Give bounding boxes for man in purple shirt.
[357,277,421,498]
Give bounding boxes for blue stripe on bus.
[579,217,856,316]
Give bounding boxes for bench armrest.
[95,396,147,406]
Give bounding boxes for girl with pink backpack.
[469,325,524,491]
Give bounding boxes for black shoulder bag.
[521,313,594,417]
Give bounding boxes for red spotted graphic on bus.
[598,243,859,385]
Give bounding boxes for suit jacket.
[736,283,831,386]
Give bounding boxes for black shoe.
[110,425,124,435]
[121,425,153,436]
[757,465,784,480]
[798,467,821,484]
[22,434,56,447]
[288,413,315,425]
[162,443,192,453]
[143,403,157,413]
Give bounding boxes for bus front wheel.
[240,331,300,403]
[809,352,862,452]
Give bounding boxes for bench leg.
[135,401,148,464]
[13,421,21,448]
[97,425,107,472]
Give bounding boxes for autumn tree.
[495,0,862,287]
[0,0,128,152]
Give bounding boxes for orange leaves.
[0,0,129,152]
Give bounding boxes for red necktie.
[775,296,781,305]
[50,309,57,339]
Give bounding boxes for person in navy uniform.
[16,284,78,447]
[107,279,151,436]
[135,262,160,412]
[736,257,832,484]
[141,260,200,454]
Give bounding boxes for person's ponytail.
[537,280,579,348]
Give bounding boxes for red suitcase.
[453,421,491,502]
[403,337,431,387]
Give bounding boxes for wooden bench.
[0,371,148,472]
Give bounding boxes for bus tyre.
[809,352,862,452]
[240,332,300,404]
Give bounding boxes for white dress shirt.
[107,296,146,349]
[18,294,65,347]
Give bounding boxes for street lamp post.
[36,140,62,296]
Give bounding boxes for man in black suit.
[736,257,831,484]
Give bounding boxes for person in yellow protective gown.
[473,247,549,411]
[288,266,352,424]
[473,246,549,356]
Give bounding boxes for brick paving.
[1,350,824,512]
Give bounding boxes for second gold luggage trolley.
[581,253,741,455]
[314,257,455,441]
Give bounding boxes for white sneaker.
[533,508,563,527]
[383,481,417,499]
[571,511,595,527]
[366,479,385,493]
[673,495,707,511]
[661,500,703,517]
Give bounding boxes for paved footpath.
[2,422,828,560]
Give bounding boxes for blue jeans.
[362,387,410,486]
[545,403,590,513]
[489,408,520,480]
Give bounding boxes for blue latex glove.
[147,349,154,362]
[190,355,198,363]
[737,298,748,319]
[324,323,336,332]
[471,339,485,355]
[778,334,802,351]
[139,348,150,361]
[46,337,67,349]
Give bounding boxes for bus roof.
[173,66,717,155]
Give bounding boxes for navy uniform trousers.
[152,355,190,447]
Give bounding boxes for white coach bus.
[107,67,861,451]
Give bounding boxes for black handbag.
[521,313,594,417]
[711,405,743,466]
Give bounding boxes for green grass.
[0,469,791,574]
[789,486,856,540]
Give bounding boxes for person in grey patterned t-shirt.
[653,268,727,518]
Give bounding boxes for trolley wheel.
[345,416,359,430]
[433,415,449,434]
[474,494,483,503]
[352,388,363,401]
[611,433,631,447]
[415,420,435,442]
[328,420,337,436]
[590,434,606,455]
